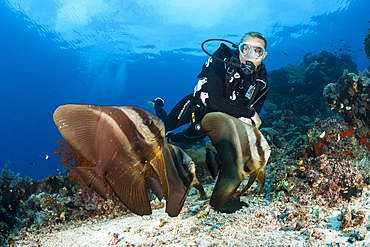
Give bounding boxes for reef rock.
[305,117,362,160]
[271,154,366,207]
[323,70,370,141]
[268,50,357,102]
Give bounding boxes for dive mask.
[239,42,266,59]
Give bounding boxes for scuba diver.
[149,31,269,144]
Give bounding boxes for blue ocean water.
[0,0,369,179]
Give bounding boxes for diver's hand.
[250,112,261,129]
[238,117,253,126]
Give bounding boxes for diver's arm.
[252,63,269,114]
[250,112,261,128]
[252,88,268,114]
[207,60,255,118]
[247,82,268,128]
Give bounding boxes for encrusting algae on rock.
[305,117,359,159]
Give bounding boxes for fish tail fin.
[74,166,107,200]
[205,148,220,179]
[257,169,266,196]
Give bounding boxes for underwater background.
[2,0,370,245]
[0,0,369,179]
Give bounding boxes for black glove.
[154,97,164,107]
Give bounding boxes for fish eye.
[143,118,152,126]
[256,142,261,147]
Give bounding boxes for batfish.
[146,143,207,217]
[53,104,168,216]
[201,112,271,207]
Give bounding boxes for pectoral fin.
[234,170,259,198]
[257,169,266,196]
[205,148,220,179]
[150,150,169,200]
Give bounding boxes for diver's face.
[239,37,268,67]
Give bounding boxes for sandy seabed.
[14,184,370,247]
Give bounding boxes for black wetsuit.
[154,44,269,144]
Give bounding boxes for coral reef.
[268,50,357,100]
[302,52,357,91]
[0,160,131,246]
[364,28,370,61]
[0,161,35,244]
[305,117,367,160]
[260,114,370,212]
[262,109,313,148]
[324,70,370,144]
[269,154,366,207]
[264,50,358,141]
